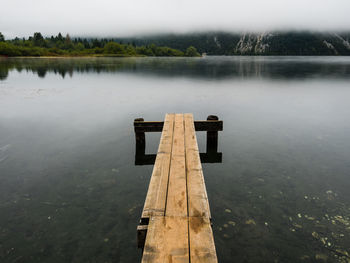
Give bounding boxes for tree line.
[0,32,200,57]
[115,31,350,56]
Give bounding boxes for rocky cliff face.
[232,32,350,55]
[235,33,273,54]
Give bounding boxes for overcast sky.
[1,0,350,38]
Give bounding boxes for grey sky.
[1,0,350,38]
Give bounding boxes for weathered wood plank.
[189,217,218,263]
[166,114,187,217]
[184,113,211,219]
[139,113,218,263]
[134,120,223,132]
[142,216,189,263]
[141,114,175,219]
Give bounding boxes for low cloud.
[1,0,350,38]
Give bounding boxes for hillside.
[117,32,350,56]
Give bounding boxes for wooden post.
[134,118,145,156]
[206,115,219,154]
[137,225,148,249]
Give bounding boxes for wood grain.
[184,113,211,219]
[142,113,175,218]
[189,217,218,263]
[166,114,187,217]
[142,216,189,263]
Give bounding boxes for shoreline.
[0,55,203,59]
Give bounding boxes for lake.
[1,56,350,263]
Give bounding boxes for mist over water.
[1,57,350,262]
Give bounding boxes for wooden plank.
[184,113,211,219]
[139,113,218,263]
[165,114,187,217]
[141,114,175,219]
[189,217,218,263]
[142,216,189,263]
[134,120,223,132]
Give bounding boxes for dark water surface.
[1,57,350,263]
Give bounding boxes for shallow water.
[0,57,350,263]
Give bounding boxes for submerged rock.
[326,190,337,200]
[293,223,302,229]
[335,249,349,258]
[300,255,310,260]
[245,219,256,225]
[228,221,236,226]
[305,215,316,220]
[334,215,350,226]
[315,254,328,261]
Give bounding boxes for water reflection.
[1,57,350,263]
[1,56,350,81]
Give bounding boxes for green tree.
[33,32,45,47]
[125,45,136,55]
[104,42,125,54]
[136,46,154,56]
[56,33,64,42]
[0,42,22,56]
[0,32,4,42]
[185,46,200,57]
[64,34,73,50]
[92,38,102,48]
[75,43,84,51]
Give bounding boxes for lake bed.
[1,56,350,263]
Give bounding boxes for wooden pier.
[135,113,222,263]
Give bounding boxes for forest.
[0,32,200,57]
[1,31,350,57]
[117,31,350,55]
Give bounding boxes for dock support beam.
[134,118,146,158]
[206,115,219,154]
[134,115,222,165]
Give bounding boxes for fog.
[1,0,350,38]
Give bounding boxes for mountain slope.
[117,32,350,55]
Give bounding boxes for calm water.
[1,57,350,263]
